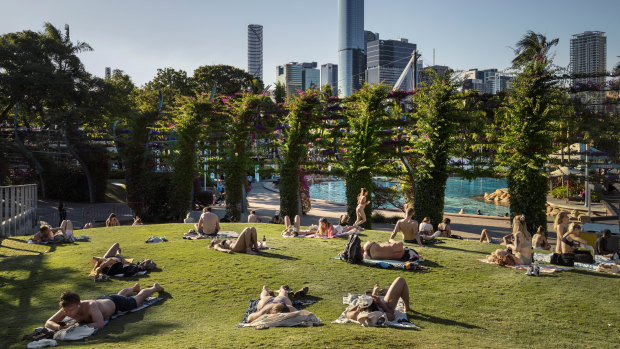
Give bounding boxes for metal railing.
[1,184,37,237]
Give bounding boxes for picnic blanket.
[332,294,419,329]
[281,229,315,238]
[183,231,239,240]
[236,299,318,328]
[476,258,569,273]
[27,297,162,345]
[332,256,428,271]
[533,252,620,274]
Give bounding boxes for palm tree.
[511,31,559,68]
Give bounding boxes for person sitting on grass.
[248,210,262,223]
[505,215,533,265]
[194,206,220,236]
[209,227,260,254]
[560,223,591,255]
[106,213,120,227]
[595,229,616,258]
[83,222,94,229]
[132,217,143,226]
[389,208,421,247]
[346,277,411,323]
[282,215,301,236]
[45,283,164,330]
[418,217,434,236]
[270,211,283,224]
[247,285,299,323]
[334,214,358,235]
[532,226,551,250]
[436,218,452,238]
[362,239,419,261]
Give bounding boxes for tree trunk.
[63,125,95,203]
[13,103,46,198]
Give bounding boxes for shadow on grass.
[258,251,300,261]
[428,244,488,256]
[0,239,44,254]
[419,259,442,268]
[409,311,483,329]
[570,268,620,279]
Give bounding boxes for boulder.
[578,215,591,224]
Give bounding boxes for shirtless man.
[194,207,220,235]
[45,283,164,330]
[32,225,55,243]
[362,239,418,261]
[389,208,422,247]
[248,210,262,223]
[247,285,298,323]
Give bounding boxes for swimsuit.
[264,297,287,307]
[98,294,138,314]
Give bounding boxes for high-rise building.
[247,24,263,81]
[570,31,606,85]
[462,68,499,93]
[105,67,111,79]
[366,38,416,90]
[276,62,320,99]
[321,63,338,95]
[570,31,607,110]
[338,0,364,97]
[486,73,513,94]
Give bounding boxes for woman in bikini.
[282,215,301,236]
[316,217,334,238]
[354,188,369,227]
[436,218,452,238]
[532,226,551,250]
[505,215,533,265]
[553,211,569,254]
[209,227,260,254]
[247,285,299,322]
[559,223,590,254]
[362,240,417,261]
[106,213,120,227]
[346,277,411,322]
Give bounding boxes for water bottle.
[262,235,267,249]
[534,261,540,276]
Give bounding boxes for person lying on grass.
[247,285,300,322]
[362,240,419,261]
[45,283,164,330]
[89,243,155,277]
[282,215,301,236]
[33,222,74,243]
[209,227,260,254]
[346,277,411,323]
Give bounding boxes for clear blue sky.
[1,0,618,87]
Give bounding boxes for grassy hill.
[1,223,618,348]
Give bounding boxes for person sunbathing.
[248,210,262,223]
[479,229,494,243]
[346,277,411,323]
[106,213,120,227]
[362,240,418,261]
[247,285,298,323]
[282,215,301,236]
[486,249,523,266]
[316,217,334,238]
[209,227,260,254]
[195,207,220,235]
[532,226,551,250]
[389,208,421,246]
[90,243,130,276]
[45,283,164,330]
[32,225,55,243]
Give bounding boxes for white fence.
[1,184,38,237]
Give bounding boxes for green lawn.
[1,223,619,348]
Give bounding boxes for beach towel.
[534,252,619,273]
[27,297,162,345]
[238,310,321,328]
[27,235,89,244]
[332,294,419,329]
[236,299,318,327]
[476,258,569,273]
[281,229,315,238]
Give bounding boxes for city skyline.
[1,0,618,87]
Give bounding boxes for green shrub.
[551,186,567,199]
[258,167,275,179]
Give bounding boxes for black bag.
[574,250,595,264]
[551,253,574,266]
[341,234,363,264]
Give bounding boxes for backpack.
[341,234,363,264]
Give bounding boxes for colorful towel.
[332,294,419,329]
[184,231,239,240]
[476,258,569,273]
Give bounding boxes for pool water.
[308,177,510,216]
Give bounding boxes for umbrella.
[550,166,582,177]
[549,143,607,162]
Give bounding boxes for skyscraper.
[338,0,364,97]
[570,31,607,110]
[366,38,416,90]
[321,63,338,95]
[276,62,320,99]
[105,67,111,79]
[247,24,263,82]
